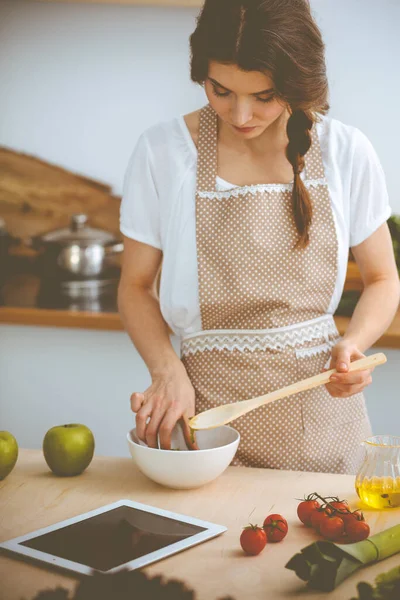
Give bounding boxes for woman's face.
[205,61,288,139]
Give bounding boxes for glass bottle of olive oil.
[355,436,400,509]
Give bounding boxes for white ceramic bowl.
[127,426,240,489]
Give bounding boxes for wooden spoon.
[189,352,387,431]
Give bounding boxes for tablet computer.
[0,499,227,576]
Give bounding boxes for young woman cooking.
[118,0,399,474]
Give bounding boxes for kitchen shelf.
[1,260,399,348]
[37,0,203,6]
[0,306,123,331]
[2,305,399,348]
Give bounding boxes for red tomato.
[310,509,330,533]
[330,500,349,513]
[240,525,267,555]
[263,514,288,542]
[341,510,365,526]
[344,518,370,542]
[297,500,320,526]
[319,516,345,541]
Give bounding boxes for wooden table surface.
[1,450,400,600]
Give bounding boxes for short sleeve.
[349,129,392,248]
[120,133,161,249]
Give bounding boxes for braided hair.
[286,109,314,248]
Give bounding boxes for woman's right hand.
[131,362,196,450]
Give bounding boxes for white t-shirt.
[120,113,391,338]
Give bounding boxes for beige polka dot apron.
[181,104,372,474]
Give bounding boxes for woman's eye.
[211,86,230,98]
[211,86,275,104]
[257,95,275,104]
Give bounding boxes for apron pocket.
[295,342,368,432]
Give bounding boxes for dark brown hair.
[190,0,329,249]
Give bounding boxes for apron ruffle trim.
[181,315,339,356]
[198,178,328,199]
[295,340,337,359]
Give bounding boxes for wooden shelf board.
[35,0,203,7]
[0,306,123,331]
[1,305,399,348]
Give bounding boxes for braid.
[286,110,314,249]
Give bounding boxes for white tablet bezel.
[0,499,227,576]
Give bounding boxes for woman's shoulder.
[126,111,199,195]
[139,110,199,158]
[317,114,376,161]
[182,110,201,147]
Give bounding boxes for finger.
[158,410,181,450]
[135,403,153,442]
[331,348,365,373]
[332,352,351,372]
[326,385,355,398]
[180,416,199,451]
[350,351,366,361]
[145,404,168,449]
[327,382,368,397]
[330,369,371,385]
[325,383,346,397]
[130,392,145,413]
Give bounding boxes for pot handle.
[105,242,124,255]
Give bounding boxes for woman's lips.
[233,125,257,133]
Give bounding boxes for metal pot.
[31,214,123,279]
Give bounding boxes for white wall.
[0,323,181,456]
[1,324,399,457]
[0,0,399,211]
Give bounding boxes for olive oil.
[356,476,400,509]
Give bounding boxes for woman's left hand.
[324,340,373,398]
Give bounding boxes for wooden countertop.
[1,262,399,348]
[1,449,399,600]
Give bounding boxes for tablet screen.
[20,505,206,571]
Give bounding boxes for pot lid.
[38,214,116,246]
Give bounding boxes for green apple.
[0,431,18,480]
[43,424,95,476]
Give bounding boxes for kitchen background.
[0,0,399,457]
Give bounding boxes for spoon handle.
[247,351,387,413]
[189,352,387,430]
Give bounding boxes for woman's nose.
[230,100,253,127]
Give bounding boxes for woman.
[118,0,399,474]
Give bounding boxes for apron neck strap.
[196,104,219,193]
[304,124,325,181]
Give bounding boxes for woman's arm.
[344,222,400,351]
[118,236,196,449]
[118,236,179,374]
[326,222,400,397]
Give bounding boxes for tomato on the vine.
[310,508,329,533]
[297,499,320,526]
[296,493,370,544]
[263,514,288,542]
[344,518,370,542]
[330,500,349,512]
[340,509,365,526]
[319,516,345,541]
[240,525,267,555]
